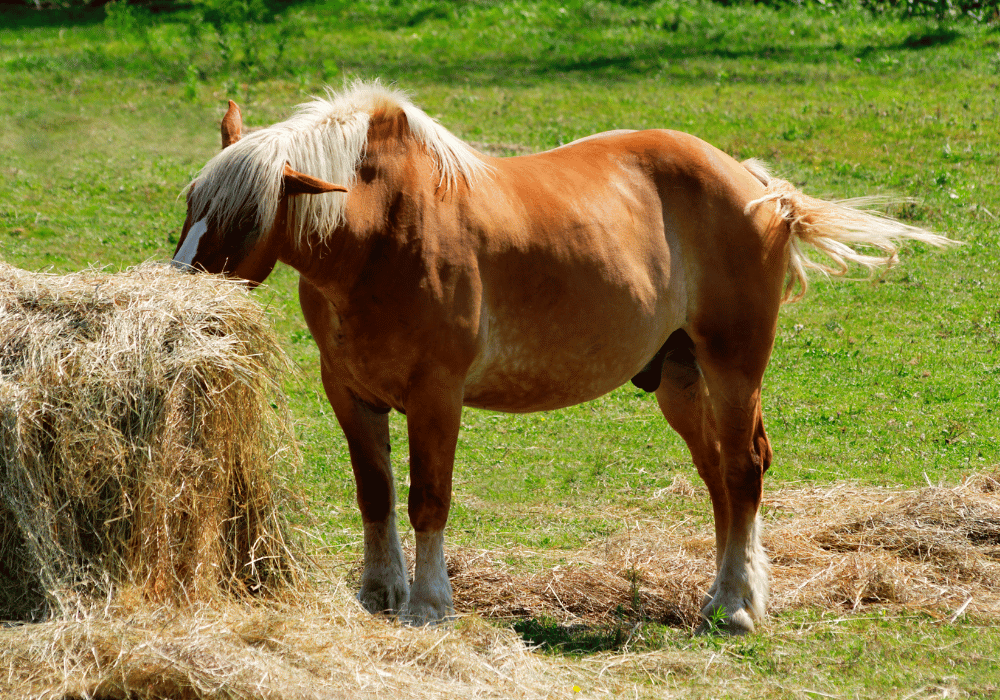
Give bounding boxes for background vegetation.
[2,0,999,696]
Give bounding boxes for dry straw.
[0,580,572,700]
[0,262,304,620]
[450,471,1000,627]
[3,473,997,699]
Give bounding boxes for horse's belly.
[464,181,685,412]
[463,366,621,413]
[461,312,677,413]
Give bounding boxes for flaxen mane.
[187,81,490,243]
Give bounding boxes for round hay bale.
[0,262,305,620]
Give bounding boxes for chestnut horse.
[173,82,950,633]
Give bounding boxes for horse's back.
[491,128,771,243]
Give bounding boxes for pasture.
[1,0,999,697]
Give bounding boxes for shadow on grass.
[0,4,108,30]
[514,617,637,655]
[333,47,834,90]
[513,611,685,655]
[0,0,298,30]
[901,28,962,48]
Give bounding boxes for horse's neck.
[289,128,446,286]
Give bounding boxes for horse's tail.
[740,158,955,303]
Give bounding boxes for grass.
[1,0,999,696]
[675,612,1000,698]
[519,611,1000,698]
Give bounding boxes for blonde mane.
[187,81,490,243]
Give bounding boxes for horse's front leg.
[301,278,409,614]
[321,369,409,615]
[401,371,464,625]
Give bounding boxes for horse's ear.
[221,100,242,149]
[282,163,348,196]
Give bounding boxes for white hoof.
[400,595,454,626]
[402,529,453,625]
[358,518,409,615]
[697,601,756,635]
[358,574,409,615]
[698,515,769,634]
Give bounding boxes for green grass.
[498,610,1000,697]
[2,1,999,695]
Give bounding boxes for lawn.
[1,1,999,696]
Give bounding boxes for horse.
[172,81,952,633]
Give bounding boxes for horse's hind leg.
[653,331,727,576]
[692,331,774,635]
[655,328,773,635]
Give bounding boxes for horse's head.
[172,100,347,286]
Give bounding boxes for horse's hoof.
[358,579,409,616]
[400,608,454,626]
[400,596,454,626]
[696,607,756,636]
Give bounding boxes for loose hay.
[0,580,563,700]
[3,260,998,697]
[5,475,996,699]
[0,262,304,620]
[449,471,1000,628]
[768,474,1000,617]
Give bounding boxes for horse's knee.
[407,484,451,533]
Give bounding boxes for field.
[2,0,1000,697]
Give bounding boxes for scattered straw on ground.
[447,471,1000,628]
[1,578,571,700]
[768,471,1000,619]
[4,473,996,699]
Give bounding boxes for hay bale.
[0,262,303,620]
